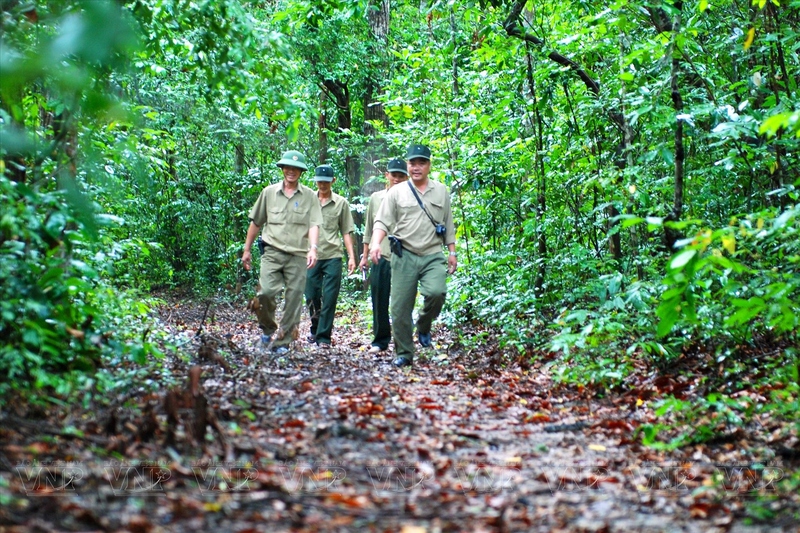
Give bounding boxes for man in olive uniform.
[369,144,457,367]
[242,150,322,355]
[359,158,409,354]
[305,164,356,347]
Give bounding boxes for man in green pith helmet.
[242,150,322,355]
[359,158,409,354]
[304,164,356,347]
[369,144,457,367]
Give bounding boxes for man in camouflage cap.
[242,150,322,355]
[359,158,409,354]
[369,144,457,367]
[304,164,356,347]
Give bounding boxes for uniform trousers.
[257,246,307,348]
[390,250,447,360]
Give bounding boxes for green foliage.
[0,175,166,402]
[2,0,800,458]
[639,393,757,450]
[545,277,668,389]
[638,348,799,450]
[0,0,178,403]
[654,204,800,351]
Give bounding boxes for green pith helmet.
[386,158,408,175]
[314,164,335,182]
[406,144,431,160]
[276,150,308,170]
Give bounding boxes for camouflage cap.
[276,150,308,170]
[406,143,431,160]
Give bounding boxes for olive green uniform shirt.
[365,189,391,260]
[249,182,323,257]
[375,180,456,256]
[317,192,355,260]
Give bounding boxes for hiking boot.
[260,334,272,346]
[418,332,432,348]
[368,345,382,354]
[392,356,412,367]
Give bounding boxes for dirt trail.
[0,298,794,532]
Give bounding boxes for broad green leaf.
[669,249,697,270]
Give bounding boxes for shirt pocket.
[323,211,339,233]
[397,197,419,222]
[268,206,287,225]
[428,200,445,223]
[288,204,310,225]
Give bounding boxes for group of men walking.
[241,144,457,368]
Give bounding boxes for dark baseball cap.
[406,144,431,160]
[313,164,335,182]
[386,158,408,175]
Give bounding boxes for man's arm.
[360,195,375,271]
[343,232,356,275]
[359,243,370,271]
[447,242,457,275]
[242,221,261,271]
[370,189,395,264]
[307,225,319,268]
[442,191,457,274]
[338,201,357,275]
[369,228,387,265]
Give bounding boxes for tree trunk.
[619,34,643,279]
[525,43,547,297]
[318,91,328,164]
[362,0,390,185]
[450,7,459,96]
[665,3,685,250]
[234,143,245,175]
[766,3,789,210]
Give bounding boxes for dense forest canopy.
[0,0,798,447]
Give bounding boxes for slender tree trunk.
[234,143,245,175]
[665,3,685,250]
[318,91,328,164]
[525,43,547,296]
[450,7,459,96]
[766,4,789,209]
[618,34,643,279]
[362,0,390,184]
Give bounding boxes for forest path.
[0,296,794,532]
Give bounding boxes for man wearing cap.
[359,158,409,354]
[304,164,356,347]
[242,150,323,355]
[369,144,457,367]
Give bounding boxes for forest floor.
[1,293,798,532]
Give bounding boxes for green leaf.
[669,249,697,270]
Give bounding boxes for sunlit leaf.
[669,249,697,270]
[743,27,755,50]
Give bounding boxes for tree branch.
[502,0,625,130]
[502,0,600,96]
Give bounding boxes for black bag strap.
[408,181,440,229]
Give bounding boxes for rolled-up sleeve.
[249,188,271,227]
[374,190,396,234]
